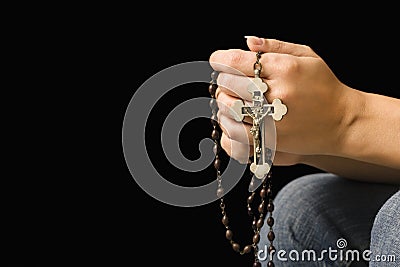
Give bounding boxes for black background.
[4,5,399,267]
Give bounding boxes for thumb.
[245,36,319,58]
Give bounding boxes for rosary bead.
[209,98,217,110]
[225,229,233,240]
[253,233,260,244]
[267,216,274,227]
[267,245,276,254]
[211,71,219,81]
[266,188,272,197]
[211,129,220,140]
[243,245,252,254]
[252,219,257,230]
[260,188,266,198]
[267,261,275,267]
[267,230,275,241]
[256,218,264,228]
[258,202,265,213]
[213,143,220,155]
[216,187,224,198]
[214,158,221,170]
[222,215,229,226]
[253,262,261,267]
[211,114,218,126]
[247,194,255,204]
[208,83,218,95]
[267,203,274,212]
[247,206,253,217]
[232,242,240,252]
[249,180,255,190]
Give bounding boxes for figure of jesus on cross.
[229,64,288,183]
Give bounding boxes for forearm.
[302,155,400,184]
[337,88,400,169]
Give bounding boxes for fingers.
[217,72,254,101]
[210,49,287,78]
[218,111,253,145]
[210,49,299,80]
[221,133,303,166]
[245,36,319,58]
[220,133,252,164]
[216,90,253,124]
[216,72,275,105]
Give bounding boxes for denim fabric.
[257,173,399,267]
[370,190,400,266]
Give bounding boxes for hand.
[219,129,303,166]
[209,37,359,158]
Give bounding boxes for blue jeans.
[258,173,400,267]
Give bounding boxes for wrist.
[332,86,367,158]
[336,90,400,169]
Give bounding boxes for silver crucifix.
[229,75,287,181]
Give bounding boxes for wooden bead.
[211,114,218,126]
[253,262,261,267]
[232,242,240,252]
[267,245,276,254]
[209,98,217,110]
[212,143,220,155]
[216,188,224,198]
[268,230,275,241]
[211,71,219,81]
[267,261,275,267]
[256,218,264,228]
[221,215,229,226]
[260,188,266,198]
[252,219,257,230]
[267,203,274,212]
[247,194,254,204]
[253,233,260,244]
[266,188,272,196]
[208,83,218,95]
[243,245,252,254]
[211,129,220,140]
[214,158,221,169]
[267,216,274,227]
[258,202,265,213]
[247,207,253,217]
[225,229,233,240]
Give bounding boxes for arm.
[338,89,400,170]
[218,126,400,184]
[301,154,400,184]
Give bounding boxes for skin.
[209,36,400,184]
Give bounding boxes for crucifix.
[229,56,287,182]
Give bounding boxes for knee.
[259,173,342,252]
[274,173,340,246]
[370,190,400,263]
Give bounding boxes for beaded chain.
[209,63,276,267]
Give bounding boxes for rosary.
[209,51,287,267]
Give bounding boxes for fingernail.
[244,35,263,45]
